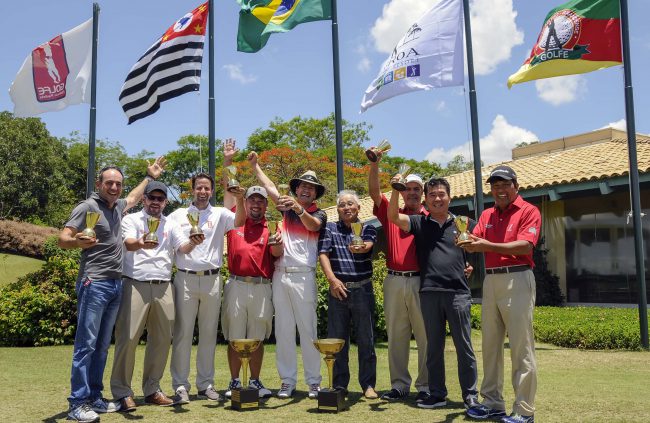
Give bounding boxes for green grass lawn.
[1,332,649,422]
[0,253,44,286]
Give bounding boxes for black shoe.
[380,388,408,401]
[464,396,481,409]
[466,402,507,420]
[415,391,430,403]
[417,395,447,409]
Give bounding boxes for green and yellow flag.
[508,0,622,88]
[237,0,332,53]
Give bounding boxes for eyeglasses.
[147,195,166,202]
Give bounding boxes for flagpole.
[86,3,99,198]
[462,0,485,279]
[331,0,344,192]
[619,0,648,349]
[208,0,216,205]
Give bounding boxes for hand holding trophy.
[454,215,472,246]
[365,139,391,162]
[187,211,204,243]
[79,212,101,240]
[391,163,412,191]
[276,183,292,211]
[224,165,240,193]
[143,217,161,246]
[349,222,364,252]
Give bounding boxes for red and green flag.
[508,0,622,88]
[236,0,332,53]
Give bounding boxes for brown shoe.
[145,390,174,406]
[364,386,379,399]
[120,396,137,412]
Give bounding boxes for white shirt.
[121,210,185,280]
[168,204,236,271]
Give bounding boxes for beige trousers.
[383,274,428,393]
[110,278,174,398]
[480,270,537,416]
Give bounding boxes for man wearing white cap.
[368,150,429,402]
[248,151,326,400]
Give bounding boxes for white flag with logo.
[360,0,464,112]
[9,18,93,117]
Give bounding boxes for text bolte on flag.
[9,18,93,117]
[119,2,209,124]
[236,0,331,53]
[507,0,622,88]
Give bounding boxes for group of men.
[58,138,540,423]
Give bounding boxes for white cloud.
[222,64,257,84]
[369,0,524,75]
[535,75,587,106]
[435,100,447,112]
[599,118,627,131]
[425,114,538,165]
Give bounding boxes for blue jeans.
[68,278,123,407]
[327,282,376,390]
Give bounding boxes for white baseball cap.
[245,186,268,199]
[405,174,424,187]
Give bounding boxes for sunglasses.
[147,194,166,202]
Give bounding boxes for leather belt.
[230,274,271,285]
[486,265,531,275]
[178,268,220,276]
[282,266,315,273]
[387,269,420,277]
[344,279,371,289]
[123,276,169,284]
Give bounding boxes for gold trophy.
[391,163,412,191]
[267,220,280,245]
[229,339,262,411]
[187,211,203,240]
[79,212,101,240]
[143,217,160,246]
[454,215,472,246]
[224,165,240,193]
[350,222,364,247]
[365,139,391,162]
[276,183,291,211]
[313,338,346,412]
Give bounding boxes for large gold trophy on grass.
[229,339,262,411]
[313,338,346,413]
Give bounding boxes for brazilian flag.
[237,0,332,52]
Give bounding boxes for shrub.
[0,220,59,258]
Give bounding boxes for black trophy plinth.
[231,387,259,411]
[317,388,346,413]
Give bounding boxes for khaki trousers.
[383,274,428,392]
[110,278,174,398]
[170,272,222,392]
[480,270,537,416]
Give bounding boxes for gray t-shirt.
[65,192,127,281]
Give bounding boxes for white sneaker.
[277,383,295,399]
[308,384,320,399]
[173,386,190,404]
[225,378,242,398]
[88,397,120,413]
[249,378,272,398]
[67,404,99,422]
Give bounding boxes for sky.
[2,0,649,167]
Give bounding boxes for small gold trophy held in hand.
[276,183,291,211]
[224,165,240,193]
[365,139,391,162]
[391,163,412,191]
[267,220,280,245]
[350,222,364,247]
[187,211,203,240]
[454,215,472,246]
[229,339,262,411]
[79,212,101,240]
[313,338,346,412]
[143,217,160,246]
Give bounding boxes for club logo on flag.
[530,9,588,66]
[32,36,70,102]
[173,13,194,33]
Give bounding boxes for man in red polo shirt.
[463,165,541,423]
[222,140,283,399]
[368,149,429,402]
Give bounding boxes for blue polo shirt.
[318,220,377,282]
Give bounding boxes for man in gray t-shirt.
[58,158,166,423]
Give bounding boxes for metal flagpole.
[208,0,216,205]
[462,0,485,278]
[619,0,648,349]
[86,3,99,198]
[331,0,344,192]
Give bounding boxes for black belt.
[124,276,169,284]
[486,265,530,275]
[343,279,371,289]
[387,270,420,277]
[178,268,220,276]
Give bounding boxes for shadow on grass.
[42,411,68,422]
[258,391,307,410]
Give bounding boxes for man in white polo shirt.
[168,173,246,404]
[110,181,201,411]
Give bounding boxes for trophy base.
[456,239,472,247]
[231,387,259,411]
[317,389,346,413]
[350,240,365,247]
[365,149,378,162]
[226,184,241,193]
[391,182,407,192]
[143,240,159,247]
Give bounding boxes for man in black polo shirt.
[388,177,479,410]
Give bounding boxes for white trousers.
[272,269,322,387]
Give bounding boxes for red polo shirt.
[472,195,541,268]
[226,207,277,279]
[373,194,427,271]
